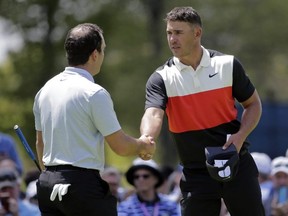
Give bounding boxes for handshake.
[138,134,156,161]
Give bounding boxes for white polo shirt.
[33,67,121,171]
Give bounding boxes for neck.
[180,45,203,70]
[74,64,96,76]
[138,190,157,202]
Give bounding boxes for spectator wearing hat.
[0,167,40,216]
[270,156,288,216]
[251,152,274,216]
[117,158,180,216]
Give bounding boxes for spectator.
[251,152,274,216]
[158,165,182,202]
[270,156,288,216]
[23,169,40,188]
[101,166,133,202]
[0,161,40,216]
[117,158,180,216]
[157,165,174,195]
[23,169,40,205]
[0,132,23,175]
[25,180,38,206]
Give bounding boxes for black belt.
[45,165,99,173]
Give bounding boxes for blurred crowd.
[0,132,41,216]
[220,151,288,216]
[0,131,288,216]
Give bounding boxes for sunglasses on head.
[133,174,151,180]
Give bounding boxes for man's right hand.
[138,135,156,160]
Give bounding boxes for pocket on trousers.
[70,175,110,199]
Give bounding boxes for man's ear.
[194,27,202,38]
[91,49,98,61]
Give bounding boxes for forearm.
[36,143,45,170]
[36,131,45,170]
[140,107,164,139]
[105,130,147,156]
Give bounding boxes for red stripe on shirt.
[166,86,237,133]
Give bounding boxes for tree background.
[0,0,287,175]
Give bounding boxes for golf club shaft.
[14,125,42,171]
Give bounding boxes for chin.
[172,52,181,58]
[94,70,101,76]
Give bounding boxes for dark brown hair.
[64,23,103,66]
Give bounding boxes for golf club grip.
[14,125,37,161]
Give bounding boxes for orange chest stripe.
[166,87,237,132]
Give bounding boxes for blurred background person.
[0,165,40,215]
[118,158,180,216]
[25,180,38,207]
[270,156,288,216]
[101,166,133,202]
[23,169,40,204]
[0,132,23,175]
[158,164,182,202]
[157,165,174,196]
[251,152,273,216]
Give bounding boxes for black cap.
[205,144,239,182]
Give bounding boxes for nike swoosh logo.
[209,72,218,78]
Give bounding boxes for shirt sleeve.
[90,89,121,136]
[232,57,255,102]
[145,72,168,110]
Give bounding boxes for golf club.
[13,125,42,172]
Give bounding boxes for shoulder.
[118,194,138,206]
[158,193,179,206]
[207,49,235,63]
[207,48,244,66]
[155,57,174,72]
[118,195,140,213]
[147,57,175,84]
[89,88,112,103]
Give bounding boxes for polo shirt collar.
[173,46,210,72]
[64,67,95,83]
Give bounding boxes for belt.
[45,165,99,173]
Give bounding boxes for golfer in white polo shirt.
[33,23,155,216]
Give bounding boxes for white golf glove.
[50,184,71,201]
